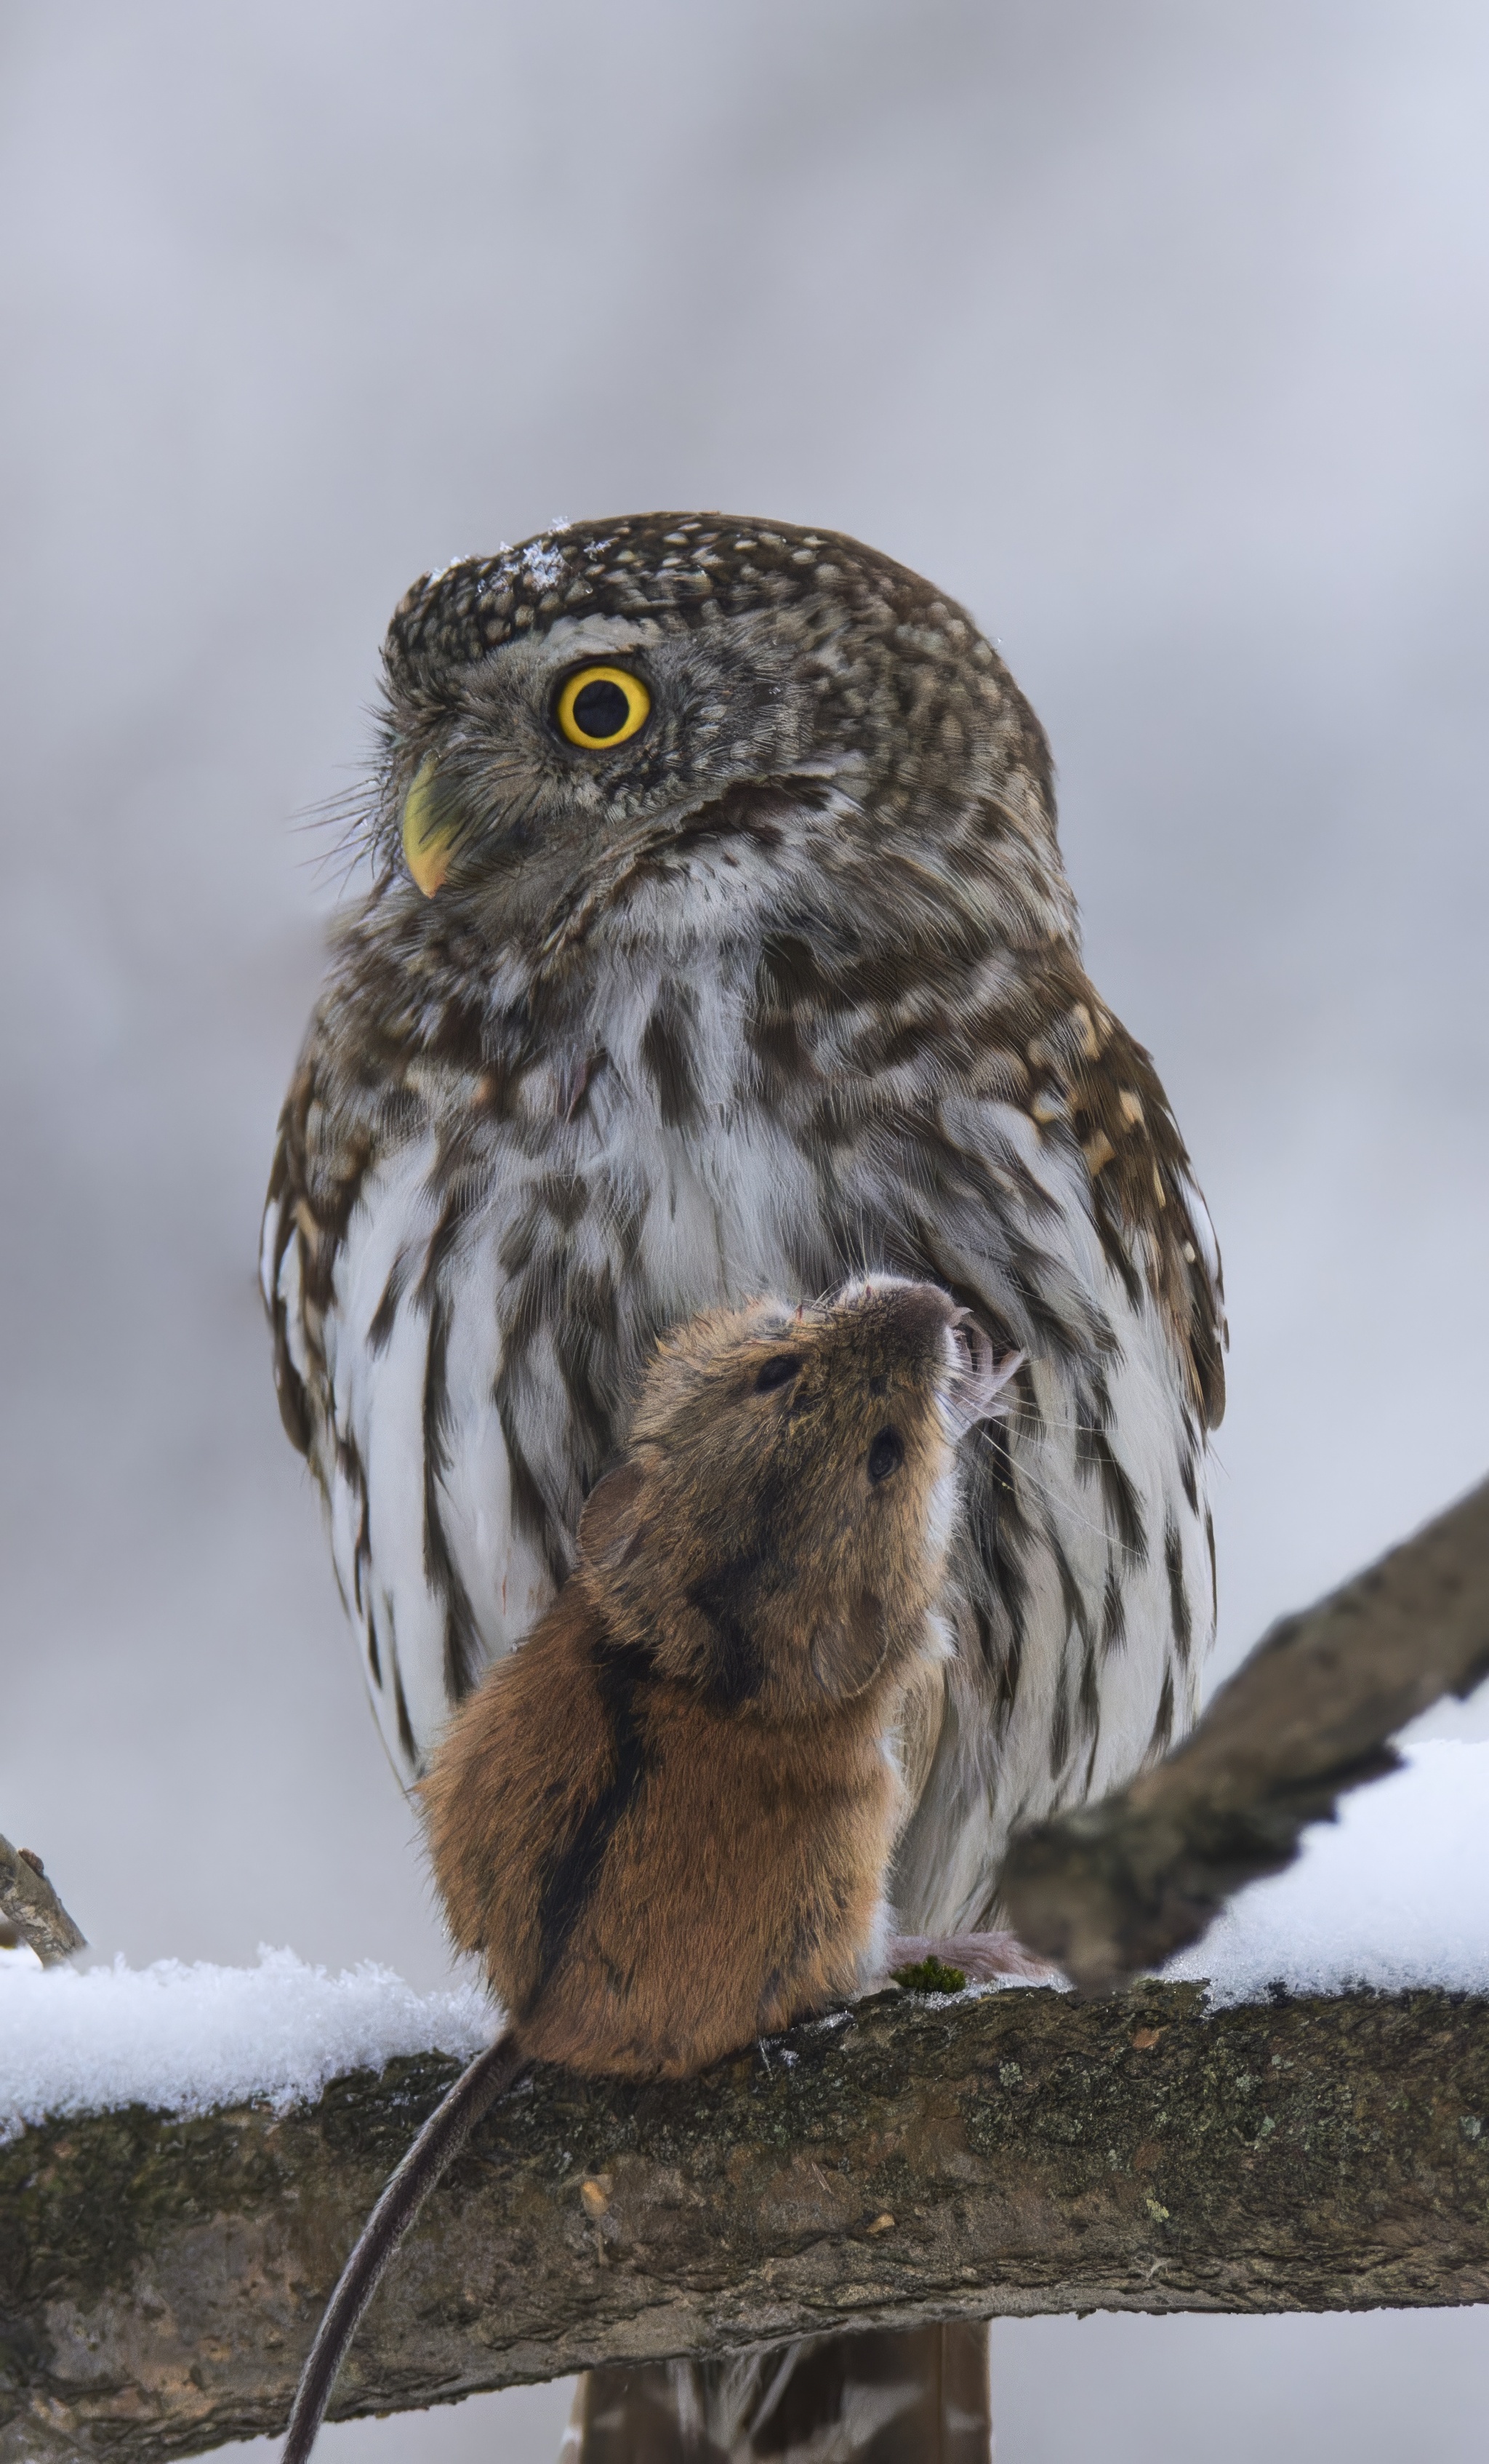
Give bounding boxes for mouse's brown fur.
[421,1277,1010,2076]
[283,1280,1016,2463]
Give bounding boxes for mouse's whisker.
[992,1403,1112,1440]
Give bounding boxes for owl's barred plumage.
[262,512,1224,2455]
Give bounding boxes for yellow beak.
[401,757,455,897]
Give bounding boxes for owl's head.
[371,513,1071,961]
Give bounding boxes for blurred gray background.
[3,3,1486,2457]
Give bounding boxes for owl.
[262,513,1224,2457]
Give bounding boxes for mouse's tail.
[282,2030,529,2464]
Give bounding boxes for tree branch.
[4,1980,1488,2464]
[8,1489,1488,2461]
[1000,1476,1489,1994]
[0,1838,85,1967]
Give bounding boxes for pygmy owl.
[262,513,1224,1945]
[262,513,1224,2459]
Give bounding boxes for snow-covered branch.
[1002,1476,1489,1993]
[4,1481,1488,2463]
[4,1977,1488,2464]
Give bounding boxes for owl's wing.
[864,1053,1226,1932]
[260,1028,558,1788]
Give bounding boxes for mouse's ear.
[577,1458,649,1570]
[808,1591,892,1703]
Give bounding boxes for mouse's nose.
[830,1279,1021,1427]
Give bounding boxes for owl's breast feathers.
[261,893,1223,1921]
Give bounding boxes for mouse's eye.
[867,1427,904,1482]
[554,664,651,749]
[755,1354,803,1393]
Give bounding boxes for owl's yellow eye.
[554,665,651,749]
[401,756,456,897]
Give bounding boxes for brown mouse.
[283,1279,1022,2461]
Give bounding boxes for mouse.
[282,1277,1026,2462]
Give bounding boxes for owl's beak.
[401,757,455,897]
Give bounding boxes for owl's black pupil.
[867,1428,904,1482]
[755,1354,803,1392]
[571,678,631,740]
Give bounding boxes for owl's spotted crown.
[386,513,945,678]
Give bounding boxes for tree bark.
[4,1980,1487,2464]
[0,1839,86,1967]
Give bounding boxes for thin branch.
[1000,1475,1489,1994]
[0,1835,86,1965]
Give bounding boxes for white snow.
[2,1743,1484,2137]
[0,1945,494,2140]
[1163,1737,1489,2003]
[521,537,566,589]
